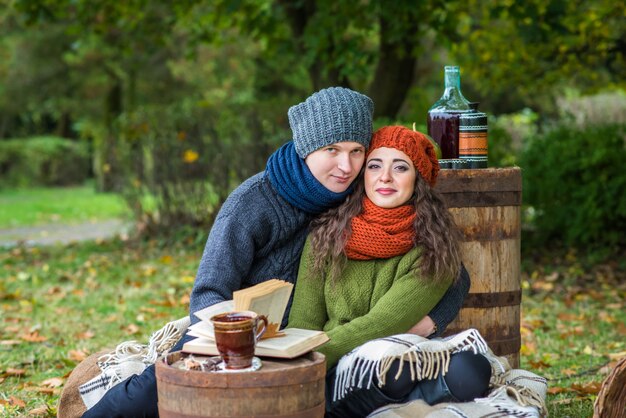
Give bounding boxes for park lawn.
[0,185,130,229]
[1,240,624,417]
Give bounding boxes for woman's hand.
[407,315,437,337]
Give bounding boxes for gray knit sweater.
[188,171,469,333]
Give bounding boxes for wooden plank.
[435,167,522,194]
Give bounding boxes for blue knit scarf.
[266,141,353,214]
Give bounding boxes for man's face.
[305,142,366,193]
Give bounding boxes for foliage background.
[1,1,625,416]
[1,1,624,249]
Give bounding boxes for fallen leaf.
[520,342,537,355]
[0,340,22,346]
[561,368,578,377]
[21,331,47,343]
[598,311,616,323]
[149,298,176,307]
[9,396,26,407]
[608,351,626,360]
[181,275,195,284]
[104,314,119,323]
[548,386,571,394]
[529,359,551,369]
[3,368,27,377]
[28,406,49,416]
[68,349,88,362]
[142,266,157,276]
[557,313,580,322]
[570,381,602,395]
[24,386,56,395]
[76,331,95,340]
[46,286,64,296]
[41,377,64,388]
[522,319,546,330]
[124,324,140,335]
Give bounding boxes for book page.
[187,320,215,341]
[256,328,323,350]
[247,284,293,327]
[182,328,329,359]
[234,279,281,311]
[193,300,235,323]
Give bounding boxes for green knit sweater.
[288,239,453,368]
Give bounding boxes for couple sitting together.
[66,87,547,418]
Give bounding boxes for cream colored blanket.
[332,329,547,418]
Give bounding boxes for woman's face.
[305,141,366,193]
[364,147,416,208]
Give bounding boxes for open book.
[183,279,329,359]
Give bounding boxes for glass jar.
[427,66,471,163]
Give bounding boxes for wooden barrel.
[156,351,326,418]
[594,356,626,418]
[435,167,522,367]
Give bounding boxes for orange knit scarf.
[344,197,416,260]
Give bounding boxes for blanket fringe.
[334,329,490,402]
[79,316,190,407]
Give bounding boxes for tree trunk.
[278,0,344,90]
[96,77,123,192]
[55,112,74,138]
[368,17,419,119]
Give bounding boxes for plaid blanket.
[332,329,547,418]
[78,316,190,409]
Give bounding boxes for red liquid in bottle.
[427,111,461,159]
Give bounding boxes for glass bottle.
[427,66,471,162]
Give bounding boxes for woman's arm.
[318,271,452,368]
[287,239,328,331]
[417,264,471,337]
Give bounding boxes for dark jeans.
[82,334,190,418]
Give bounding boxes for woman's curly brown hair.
[308,173,462,284]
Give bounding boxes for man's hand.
[407,315,437,337]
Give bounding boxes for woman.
[80,91,469,417]
[288,125,490,417]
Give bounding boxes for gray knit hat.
[288,87,374,158]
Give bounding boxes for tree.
[451,0,625,113]
[180,0,464,119]
[11,0,189,190]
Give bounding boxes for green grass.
[1,240,624,417]
[0,238,199,417]
[520,249,626,417]
[0,185,130,229]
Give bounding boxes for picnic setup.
[60,70,556,418]
[2,3,624,417]
[151,168,536,418]
[41,63,626,418]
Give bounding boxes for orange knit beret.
[368,126,440,187]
